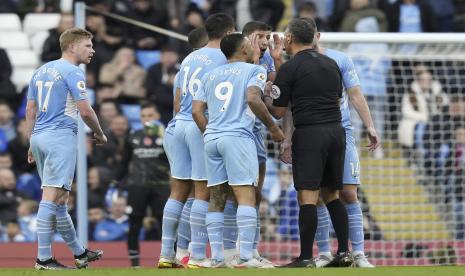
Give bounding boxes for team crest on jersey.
[257,73,266,81]
[77,81,86,90]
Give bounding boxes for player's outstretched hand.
[264,81,273,98]
[94,133,108,146]
[269,33,284,60]
[279,139,292,164]
[270,125,285,143]
[250,33,261,64]
[27,148,35,164]
[366,127,380,151]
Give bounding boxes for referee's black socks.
[298,204,317,260]
[326,199,349,253]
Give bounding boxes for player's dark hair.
[242,21,271,36]
[205,13,235,40]
[188,26,208,49]
[287,18,315,45]
[220,33,245,59]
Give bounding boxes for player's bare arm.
[192,100,208,133]
[347,86,380,151]
[174,87,181,114]
[25,100,37,164]
[280,107,294,164]
[76,100,107,145]
[247,86,284,143]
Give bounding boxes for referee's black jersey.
[273,49,343,127]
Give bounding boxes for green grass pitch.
[0,267,464,276]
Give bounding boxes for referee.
[264,18,352,267]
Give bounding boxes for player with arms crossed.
[192,33,284,268]
[26,28,107,270]
[280,18,380,267]
[158,14,235,269]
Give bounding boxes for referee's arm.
[263,63,292,119]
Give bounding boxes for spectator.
[297,1,330,31]
[145,47,179,125]
[128,0,170,50]
[0,49,19,110]
[97,100,121,131]
[41,13,75,62]
[426,0,455,32]
[0,0,17,13]
[95,84,119,104]
[0,152,13,170]
[182,3,206,34]
[99,47,146,100]
[0,168,27,225]
[167,0,194,30]
[451,127,465,238]
[339,0,387,32]
[94,197,129,241]
[249,0,285,30]
[88,206,105,241]
[385,0,436,32]
[17,199,38,242]
[88,166,111,209]
[0,220,25,242]
[453,0,465,32]
[7,119,34,174]
[16,0,60,18]
[0,101,16,142]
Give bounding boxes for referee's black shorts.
[291,122,346,191]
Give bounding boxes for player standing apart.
[192,33,284,268]
[26,28,107,270]
[158,14,235,269]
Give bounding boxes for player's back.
[324,48,360,131]
[175,47,227,121]
[28,59,87,135]
[200,62,267,142]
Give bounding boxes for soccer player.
[280,18,380,267]
[158,27,209,268]
[158,14,235,269]
[192,33,284,268]
[26,28,107,270]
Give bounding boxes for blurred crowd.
[1,0,465,243]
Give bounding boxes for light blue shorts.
[30,130,76,191]
[163,124,176,170]
[343,132,361,185]
[204,135,258,187]
[171,120,207,181]
[253,129,267,164]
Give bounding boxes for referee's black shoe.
[281,257,315,268]
[35,258,74,270]
[323,252,353,267]
[74,248,103,269]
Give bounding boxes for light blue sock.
[223,200,237,250]
[346,202,364,253]
[190,199,209,260]
[206,212,224,262]
[237,205,257,261]
[316,205,331,254]
[160,199,184,258]
[36,201,57,261]
[253,206,260,251]
[56,205,85,256]
[177,198,194,250]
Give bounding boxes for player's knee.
[340,188,358,204]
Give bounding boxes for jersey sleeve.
[27,76,36,100]
[273,62,292,107]
[193,74,207,102]
[65,69,88,101]
[342,55,360,89]
[247,66,267,92]
[173,72,180,89]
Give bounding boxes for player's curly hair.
[59,27,93,52]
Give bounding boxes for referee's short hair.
[220,33,245,59]
[286,18,316,45]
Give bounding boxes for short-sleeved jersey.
[194,62,267,143]
[175,47,227,121]
[324,49,360,131]
[27,59,88,135]
[254,51,276,133]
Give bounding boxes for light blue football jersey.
[253,51,276,133]
[194,62,267,143]
[324,49,360,132]
[166,72,179,131]
[175,47,227,121]
[27,59,88,135]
